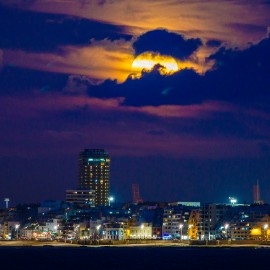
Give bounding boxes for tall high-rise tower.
[79,149,110,207]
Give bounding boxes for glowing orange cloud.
[132,52,178,75]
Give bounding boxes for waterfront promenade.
[0,240,186,247]
[0,240,269,248]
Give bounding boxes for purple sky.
[0,1,270,205]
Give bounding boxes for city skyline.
[1,1,270,204]
[0,149,268,207]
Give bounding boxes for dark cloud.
[206,39,222,47]
[0,4,132,52]
[132,29,202,59]
[0,66,68,95]
[206,36,270,104]
[3,33,270,109]
[88,65,203,106]
[86,35,270,108]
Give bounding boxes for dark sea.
[0,246,269,270]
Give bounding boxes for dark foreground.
[0,246,269,270]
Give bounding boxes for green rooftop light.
[88,158,106,162]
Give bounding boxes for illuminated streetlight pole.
[109,196,114,207]
[179,224,183,243]
[224,224,229,240]
[75,225,80,240]
[54,225,57,239]
[54,224,60,239]
[141,224,144,239]
[96,225,101,240]
[15,224,20,240]
[264,224,268,241]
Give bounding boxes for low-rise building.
[152,226,162,239]
[66,189,95,208]
[217,204,270,240]
[101,223,125,240]
[128,223,152,239]
[3,221,20,239]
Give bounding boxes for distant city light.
[88,158,105,162]
[229,197,237,205]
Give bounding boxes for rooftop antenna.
[4,198,10,209]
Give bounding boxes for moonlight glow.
[132,52,179,74]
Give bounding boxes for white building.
[21,219,61,240]
[102,227,125,240]
[169,202,201,207]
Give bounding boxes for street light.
[229,197,237,205]
[224,224,229,239]
[75,225,80,240]
[179,224,183,242]
[264,224,268,241]
[15,224,20,240]
[54,225,59,239]
[141,224,144,239]
[96,225,101,240]
[109,196,114,207]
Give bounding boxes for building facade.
[79,149,110,207]
[101,223,126,240]
[66,189,95,208]
[128,223,152,239]
[198,204,230,240]
[162,207,191,240]
[217,204,270,240]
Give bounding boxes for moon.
[132,52,179,74]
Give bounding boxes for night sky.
[1,0,270,206]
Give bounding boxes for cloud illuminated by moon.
[132,52,179,75]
